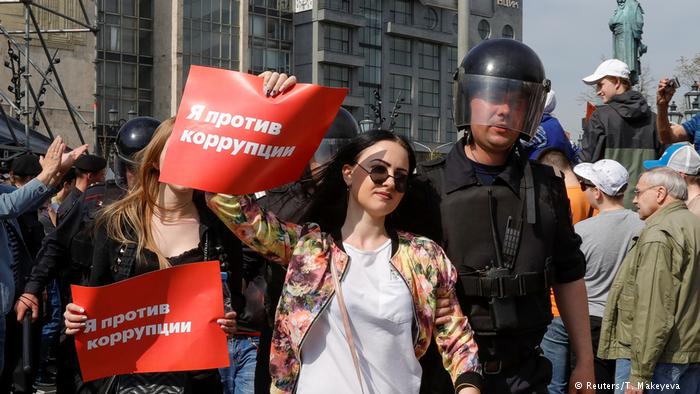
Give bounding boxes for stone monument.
[609,0,647,85]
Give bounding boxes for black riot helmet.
[112,116,160,189]
[453,39,551,140]
[311,107,360,166]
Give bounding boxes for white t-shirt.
[296,239,421,394]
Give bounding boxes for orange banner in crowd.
[159,66,348,194]
[70,261,228,382]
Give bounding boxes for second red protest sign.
[71,261,229,382]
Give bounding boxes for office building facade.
[1,0,521,156]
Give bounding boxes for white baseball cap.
[643,142,700,175]
[573,159,629,196]
[582,59,631,85]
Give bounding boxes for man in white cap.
[580,59,660,209]
[572,159,645,391]
[643,141,700,217]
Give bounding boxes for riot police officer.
[418,39,594,393]
[111,116,160,190]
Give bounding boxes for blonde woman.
[64,118,240,393]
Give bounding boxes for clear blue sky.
[523,0,699,140]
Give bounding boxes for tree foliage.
[675,54,700,87]
[633,64,654,105]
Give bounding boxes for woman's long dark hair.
[302,129,419,232]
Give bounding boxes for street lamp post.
[103,108,136,157]
[684,82,700,121]
[359,117,374,133]
[668,101,684,124]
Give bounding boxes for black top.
[87,197,259,331]
[468,158,506,186]
[135,245,204,276]
[441,139,525,196]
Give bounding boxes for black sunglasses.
[355,163,409,193]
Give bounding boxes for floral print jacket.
[208,194,482,393]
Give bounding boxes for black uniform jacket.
[415,139,586,338]
[25,184,104,306]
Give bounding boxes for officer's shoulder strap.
[417,157,447,196]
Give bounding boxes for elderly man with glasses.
[598,167,700,394]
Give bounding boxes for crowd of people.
[1,38,699,394]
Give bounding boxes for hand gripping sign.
[70,261,228,381]
[159,66,348,194]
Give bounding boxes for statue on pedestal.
[609,0,647,85]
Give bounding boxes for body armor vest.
[421,158,557,337]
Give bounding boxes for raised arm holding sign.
[159,66,347,194]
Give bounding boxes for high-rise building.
[291,0,523,152]
[0,0,522,157]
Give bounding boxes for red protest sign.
[159,66,348,194]
[70,261,228,382]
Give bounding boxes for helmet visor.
[312,138,349,167]
[112,154,136,190]
[453,74,549,140]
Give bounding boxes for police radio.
[486,189,522,330]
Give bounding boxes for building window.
[423,7,439,30]
[322,0,351,12]
[359,0,382,117]
[418,115,438,142]
[447,45,458,75]
[392,0,412,25]
[248,1,293,75]
[251,15,265,37]
[418,41,439,71]
[253,0,293,11]
[360,46,381,85]
[324,24,351,54]
[478,19,490,40]
[390,37,411,66]
[96,0,153,126]
[390,74,411,103]
[360,0,381,47]
[452,14,459,34]
[183,0,241,82]
[419,78,439,108]
[502,24,514,39]
[323,65,351,89]
[393,112,411,137]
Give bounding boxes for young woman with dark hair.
[208,130,483,394]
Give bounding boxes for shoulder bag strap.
[329,255,365,394]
